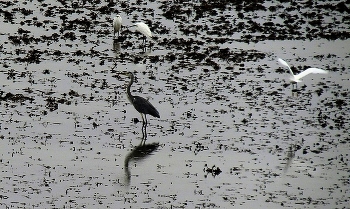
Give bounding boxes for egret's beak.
[124,24,136,29]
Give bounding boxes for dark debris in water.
[204,164,222,178]
[0,0,349,208]
[0,92,34,103]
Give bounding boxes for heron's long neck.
[126,74,134,102]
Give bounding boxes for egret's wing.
[113,18,117,28]
[277,58,290,68]
[136,22,152,38]
[278,58,294,76]
[294,68,328,80]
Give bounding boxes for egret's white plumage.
[134,22,152,40]
[113,15,122,37]
[277,58,328,83]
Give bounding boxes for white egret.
[113,15,122,37]
[133,22,153,42]
[277,58,328,83]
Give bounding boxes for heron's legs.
[140,113,148,126]
[144,114,148,125]
[141,122,148,145]
[140,113,147,124]
[141,123,145,145]
[144,114,148,138]
[140,113,148,145]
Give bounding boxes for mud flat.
[0,0,349,208]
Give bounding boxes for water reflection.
[113,40,121,57]
[291,88,299,97]
[141,122,148,142]
[134,49,152,63]
[141,42,154,51]
[123,122,159,186]
[140,49,152,58]
[283,143,302,173]
[124,144,159,186]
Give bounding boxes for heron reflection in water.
[124,139,159,186]
[118,71,160,141]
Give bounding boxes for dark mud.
[1,0,349,208]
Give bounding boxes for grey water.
[0,0,349,208]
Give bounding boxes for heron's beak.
[112,72,122,79]
[115,71,124,74]
[112,71,125,79]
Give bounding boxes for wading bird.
[113,15,122,37]
[278,58,328,83]
[133,22,153,42]
[120,71,160,125]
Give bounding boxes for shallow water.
[1,0,349,208]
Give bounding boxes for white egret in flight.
[277,58,328,83]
